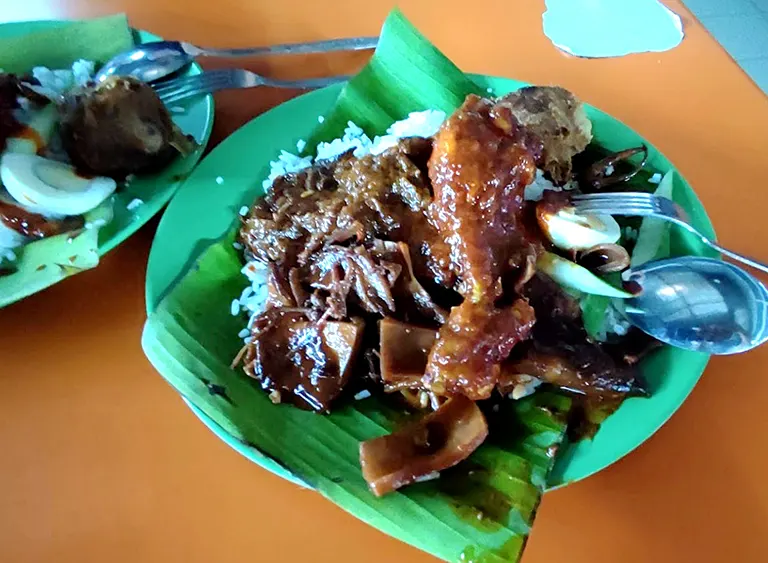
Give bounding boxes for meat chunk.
[370,240,448,324]
[243,310,364,412]
[427,94,541,301]
[504,349,638,398]
[509,273,647,399]
[498,86,592,185]
[307,244,401,318]
[240,138,451,285]
[423,299,536,399]
[422,95,542,399]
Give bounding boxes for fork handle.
[162,73,351,105]
[704,240,768,276]
[180,36,378,58]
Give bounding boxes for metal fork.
[154,68,350,105]
[572,192,768,274]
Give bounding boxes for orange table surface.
[2,1,768,562]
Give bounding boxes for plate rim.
[144,74,713,490]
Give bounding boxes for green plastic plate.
[0,21,214,306]
[145,75,714,488]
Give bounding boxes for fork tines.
[570,192,661,216]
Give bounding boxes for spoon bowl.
[620,256,768,355]
[95,41,191,83]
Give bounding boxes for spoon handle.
[663,216,768,275]
[179,36,378,58]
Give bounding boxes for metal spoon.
[619,256,768,355]
[94,36,379,83]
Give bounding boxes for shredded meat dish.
[237,87,656,496]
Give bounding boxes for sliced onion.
[537,204,621,251]
[537,251,633,298]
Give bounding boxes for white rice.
[604,302,631,337]
[354,389,372,401]
[126,198,143,211]
[315,121,372,161]
[368,110,446,156]
[72,59,95,87]
[414,471,441,483]
[509,376,542,400]
[524,170,557,201]
[523,169,577,201]
[591,300,632,341]
[261,110,447,191]
[237,260,270,329]
[648,172,662,184]
[240,285,254,301]
[216,176,224,185]
[27,59,94,100]
[260,151,314,191]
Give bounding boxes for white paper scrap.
[543,0,684,58]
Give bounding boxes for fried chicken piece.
[423,298,536,399]
[498,86,592,185]
[422,95,542,399]
[427,94,542,301]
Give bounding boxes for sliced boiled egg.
[537,203,621,251]
[1,153,116,217]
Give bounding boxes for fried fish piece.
[498,86,592,185]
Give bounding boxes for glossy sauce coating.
[243,310,363,412]
[427,95,542,301]
[0,198,84,238]
[423,95,543,399]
